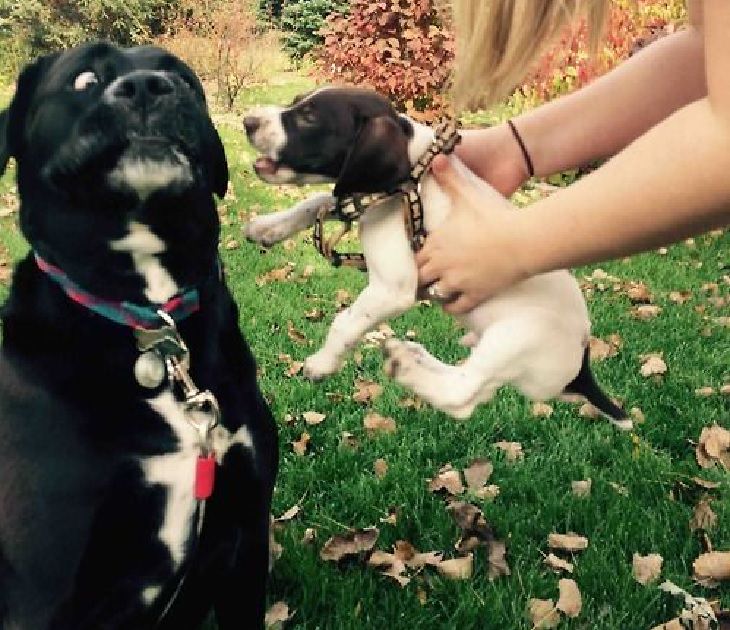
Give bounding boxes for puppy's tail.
[564,347,633,431]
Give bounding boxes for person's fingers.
[443,293,477,315]
[430,155,471,205]
[417,260,441,286]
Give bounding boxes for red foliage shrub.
[318,0,454,119]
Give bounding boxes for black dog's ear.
[0,53,59,177]
[334,116,411,197]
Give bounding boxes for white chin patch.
[108,152,192,201]
[258,166,332,186]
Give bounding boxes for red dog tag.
[195,454,216,500]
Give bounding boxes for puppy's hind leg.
[244,192,335,247]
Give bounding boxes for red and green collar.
[34,253,200,330]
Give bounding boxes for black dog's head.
[244,87,416,196]
[0,42,228,300]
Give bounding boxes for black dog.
[0,42,277,629]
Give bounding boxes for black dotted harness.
[313,119,461,271]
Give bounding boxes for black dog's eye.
[73,70,99,91]
[297,106,318,126]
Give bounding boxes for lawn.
[0,71,728,629]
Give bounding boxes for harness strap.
[313,118,461,271]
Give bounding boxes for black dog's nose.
[109,71,175,108]
[243,116,261,136]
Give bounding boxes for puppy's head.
[0,42,229,297]
[244,87,414,196]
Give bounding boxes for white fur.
[108,154,192,202]
[245,106,287,162]
[110,221,178,303]
[245,118,629,428]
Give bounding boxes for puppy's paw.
[303,351,340,381]
[244,215,292,247]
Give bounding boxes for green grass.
[0,73,728,630]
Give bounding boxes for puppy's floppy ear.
[334,116,411,196]
[0,53,59,176]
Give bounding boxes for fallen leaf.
[548,533,589,552]
[256,262,295,286]
[590,335,620,361]
[693,551,730,586]
[437,554,473,580]
[274,505,301,524]
[474,484,501,501]
[494,441,524,462]
[527,599,561,629]
[265,601,293,628]
[367,550,410,587]
[353,379,383,404]
[630,407,646,424]
[545,553,574,573]
[428,464,464,495]
[320,527,379,562]
[374,458,388,478]
[721,384,730,396]
[304,308,325,321]
[300,264,315,279]
[633,553,663,585]
[669,290,692,304]
[690,498,717,532]
[696,425,730,469]
[224,237,239,250]
[488,539,510,580]
[532,402,554,417]
[292,432,310,456]
[556,578,582,618]
[334,288,352,308]
[301,528,317,544]
[695,387,716,397]
[302,411,326,426]
[463,458,493,490]
[578,402,601,418]
[571,479,592,497]
[632,305,662,320]
[610,481,629,496]
[692,477,721,490]
[363,412,396,436]
[286,321,307,344]
[394,540,443,569]
[655,580,727,629]
[626,281,653,304]
[640,355,668,377]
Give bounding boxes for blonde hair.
[451,0,609,111]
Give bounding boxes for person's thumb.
[430,154,487,213]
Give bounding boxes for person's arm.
[459,2,706,194]
[418,1,730,314]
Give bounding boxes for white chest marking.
[142,392,200,569]
[110,221,179,303]
[107,152,192,202]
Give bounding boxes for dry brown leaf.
[367,550,410,587]
[286,321,307,344]
[633,553,663,585]
[428,464,464,495]
[692,477,721,490]
[334,288,352,308]
[720,384,730,396]
[488,539,511,580]
[578,402,601,418]
[669,290,692,304]
[380,509,398,526]
[463,458,493,490]
[545,553,574,574]
[630,407,646,424]
[301,528,317,545]
[304,308,324,321]
[353,379,383,404]
[532,402,554,418]
[571,479,592,497]
[437,554,473,580]
[640,355,668,377]
[696,425,730,469]
[548,533,589,552]
[626,281,653,304]
[320,527,379,562]
[527,599,561,629]
[256,262,295,286]
[393,540,442,569]
[292,432,310,456]
[374,458,388,479]
[300,264,315,279]
[494,441,524,462]
[302,411,326,426]
[695,387,716,397]
[265,601,292,628]
[363,412,397,436]
[275,505,301,524]
[693,551,730,586]
[286,361,304,378]
[556,578,582,618]
[590,335,620,361]
[632,305,662,320]
[474,484,501,501]
[690,498,717,532]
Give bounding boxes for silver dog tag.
[134,351,166,389]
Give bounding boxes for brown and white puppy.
[244,87,631,429]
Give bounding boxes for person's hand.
[416,154,530,314]
[453,124,531,197]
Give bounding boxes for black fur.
[0,42,277,629]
